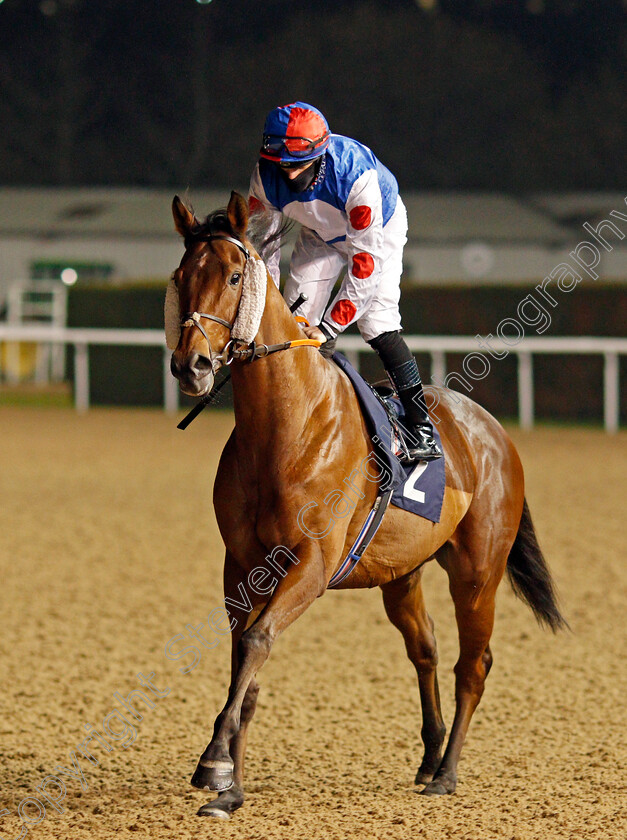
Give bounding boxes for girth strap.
[328,488,393,588]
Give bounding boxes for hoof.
[419,778,455,796]
[191,758,234,792]
[415,770,434,785]
[197,803,231,820]
[197,788,244,819]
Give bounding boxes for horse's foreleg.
[381,568,446,786]
[194,541,326,795]
[194,589,261,817]
[421,563,500,796]
[195,678,259,818]
[191,558,264,802]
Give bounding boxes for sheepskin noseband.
[164,276,181,350]
[231,256,267,345]
[164,255,267,351]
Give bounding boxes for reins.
[181,316,321,368]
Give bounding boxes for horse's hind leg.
[381,568,446,785]
[421,540,505,796]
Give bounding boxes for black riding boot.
[396,380,443,461]
[368,331,442,462]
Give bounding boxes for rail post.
[74,343,89,412]
[604,351,619,433]
[518,351,534,430]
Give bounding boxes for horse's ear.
[227,191,249,236]
[172,195,196,238]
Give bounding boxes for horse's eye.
[229,272,242,286]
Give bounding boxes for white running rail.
[0,326,625,432]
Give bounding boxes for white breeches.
[283,197,408,342]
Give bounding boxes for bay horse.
[168,191,566,820]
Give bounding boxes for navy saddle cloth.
[332,352,445,524]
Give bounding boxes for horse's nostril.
[190,354,212,375]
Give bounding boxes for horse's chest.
[218,471,301,551]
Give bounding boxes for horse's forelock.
[184,208,233,248]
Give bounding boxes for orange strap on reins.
[286,338,322,349]
[291,314,321,347]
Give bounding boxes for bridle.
[178,233,321,372]
[179,234,249,371]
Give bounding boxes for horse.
[167,191,567,820]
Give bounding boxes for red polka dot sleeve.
[322,169,385,336]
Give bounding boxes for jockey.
[248,102,442,462]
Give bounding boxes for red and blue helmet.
[260,102,330,164]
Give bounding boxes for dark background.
[1,0,625,191]
[3,0,625,422]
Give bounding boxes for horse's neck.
[229,278,329,447]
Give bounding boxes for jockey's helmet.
[260,102,330,165]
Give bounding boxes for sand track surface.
[0,407,625,839]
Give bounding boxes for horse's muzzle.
[170,352,215,397]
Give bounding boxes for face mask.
[278,158,322,193]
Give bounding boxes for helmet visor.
[261,132,329,159]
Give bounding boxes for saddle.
[332,352,446,524]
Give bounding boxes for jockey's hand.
[301,325,327,343]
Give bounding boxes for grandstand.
[0,189,625,294]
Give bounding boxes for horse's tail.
[506,498,569,632]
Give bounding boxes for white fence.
[0,325,177,414]
[3,281,68,383]
[0,325,625,432]
[340,334,627,434]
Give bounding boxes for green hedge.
[67,285,196,408]
[67,283,626,424]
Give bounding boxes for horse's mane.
[185,204,293,260]
[247,210,293,258]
